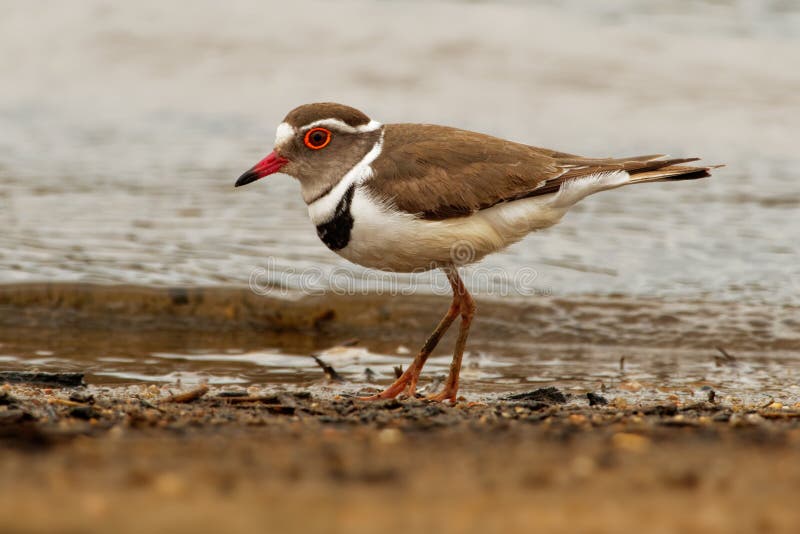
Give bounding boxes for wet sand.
[2,382,800,534]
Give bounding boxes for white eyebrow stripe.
[299,118,382,134]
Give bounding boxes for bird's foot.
[426,385,458,403]
[358,365,420,401]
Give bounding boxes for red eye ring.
[303,127,332,150]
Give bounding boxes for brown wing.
[367,124,713,220]
[367,124,566,219]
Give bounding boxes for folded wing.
[368,124,714,220]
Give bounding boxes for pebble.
[729,413,765,427]
[568,414,587,425]
[619,381,643,392]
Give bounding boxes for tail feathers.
[547,157,722,209]
[625,157,721,184]
[560,156,704,180]
[629,166,712,184]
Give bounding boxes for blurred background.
[2,0,799,303]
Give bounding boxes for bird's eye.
[304,128,332,150]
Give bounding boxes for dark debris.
[504,387,568,404]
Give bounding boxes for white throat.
[306,130,384,225]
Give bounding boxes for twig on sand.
[714,347,738,367]
[312,356,344,382]
[219,395,296,414]
[220,395,280,404]
[48,398,87,408]
[163,384,209,403]
[0,371,85,388]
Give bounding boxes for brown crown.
[283,103,372,129]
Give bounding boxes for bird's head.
[235,103,383,204]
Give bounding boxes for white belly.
[335,187,569,272]
[305,170,631,273]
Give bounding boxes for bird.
[235,102,718,402]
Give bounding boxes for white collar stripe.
[307,131,384,225]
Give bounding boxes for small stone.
[69,406,101,420]
[745,413,765,424]
[503,387,567,404]
[619,381,643,392]
[729,413,763,426]
[587,392,608,406]
[568,414,587,425]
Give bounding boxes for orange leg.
[428,268,476,403]
[359,287,461,400]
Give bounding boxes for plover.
[235,102,717,402]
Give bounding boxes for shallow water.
[1,0,799,303]
[1,1,799,396]
[1,334,798,406]
[0,284,797,403]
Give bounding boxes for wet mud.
[1,382,800,533]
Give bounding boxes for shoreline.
[1,282,797,351]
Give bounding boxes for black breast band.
[315,185,355,251]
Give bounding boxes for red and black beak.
[235,151,289,187]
